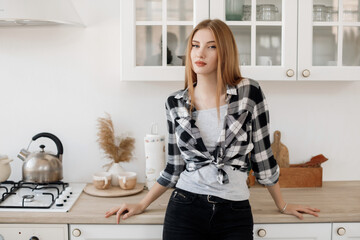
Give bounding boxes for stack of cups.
[144,123,165,189]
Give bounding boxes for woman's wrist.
[280,202,288,213]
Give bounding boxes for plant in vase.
[97,113,135,186]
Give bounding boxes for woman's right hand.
[105,203,146,224]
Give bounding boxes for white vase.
[107,162,125,186]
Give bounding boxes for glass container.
[313,4,327,22]
[257,4,278,21]
[226,0,245,21]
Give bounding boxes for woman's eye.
[192,44,200,48]
[209,45,216,49]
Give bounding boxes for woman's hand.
[105,203,146,224]
[281,203,320,220]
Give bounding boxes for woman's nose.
[196,47,205,58]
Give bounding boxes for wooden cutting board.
[83,183,144,197]
[271,130,290,168]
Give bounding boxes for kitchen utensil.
[83,183,144,197]
[290,154,328,168]
[271,130,290,168]
[18,132,64,183]
[144,123,165,189]
[0,155,13,182]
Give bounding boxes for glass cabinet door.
[298,0,360,80]
[121,0,208,81]
[210,0,297,80]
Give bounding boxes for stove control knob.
[29,237,39,240]
[66,187,73,194]
[72,228,82,237]
[55,198,64,207]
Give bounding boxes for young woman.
[105,19,320,239]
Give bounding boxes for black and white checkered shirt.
[157,78,279,188]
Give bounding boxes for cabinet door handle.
[257,229,267,237]
[302,69,310,77]
[286,69,295,77]
[337,227,346,236]
[72,228,82,237]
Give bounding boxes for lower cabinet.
[69,223,360,240]
[254,223,332,239]
[332,223,360,240]
[69,224,163,240]
[0,224,68,240]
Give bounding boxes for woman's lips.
[195,61,206,67]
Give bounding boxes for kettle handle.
[32,132,64,158]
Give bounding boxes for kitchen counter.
[1,181,359,224]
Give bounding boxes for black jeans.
[163,188,254,240]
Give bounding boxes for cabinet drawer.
[254,223,331,239]
[69,224,163,240]
[0,224,68,240]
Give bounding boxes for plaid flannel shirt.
[157,78,279,187]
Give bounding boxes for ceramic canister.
[144,124,165,189]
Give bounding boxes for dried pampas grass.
[97,113,135,163]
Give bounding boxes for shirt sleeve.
[157,99,186,188]
[250,86,280,186]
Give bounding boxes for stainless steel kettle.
[18,132,64,183]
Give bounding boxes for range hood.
[0,0,84,27]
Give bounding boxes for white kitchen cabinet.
[332,223,360,239]
[121,0,360,81]
[298,0,360,80]
[0,224,68,240]
[69,224,163,240]
[254,223,332,239]
[120,0,208,81]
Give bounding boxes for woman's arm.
[105,182,168,223]
[266,182,320,219]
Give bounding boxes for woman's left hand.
[282,203,320,219]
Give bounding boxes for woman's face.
[190,28,218,76]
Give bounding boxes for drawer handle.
[337,227,346,236]
[257,229,267,237]
[302,69,310,77]
[72,228,82,237]
[286,69,294,77]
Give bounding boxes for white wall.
[0,0,359,183]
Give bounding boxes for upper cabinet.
[120,0,208,81]
[121,0,360,81]
[298,0,360,80]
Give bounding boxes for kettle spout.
[17,148,30,161]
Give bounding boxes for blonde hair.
[184,19,243,116]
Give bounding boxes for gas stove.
[0,180,85,212]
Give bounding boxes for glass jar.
[343,8,359,22]
[242,5,251,21]
[257,4,278,21]
[226,0,244,21]
[325,6,338,22]
[313,4,327,22]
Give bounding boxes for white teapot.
[0,155,13,182]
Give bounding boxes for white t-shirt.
[176,104,250,201]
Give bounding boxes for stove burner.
[0,180,69,209]
[23,194,35,202]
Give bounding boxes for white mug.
[257,56,272,66]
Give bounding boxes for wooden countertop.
[1,181,359,224]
